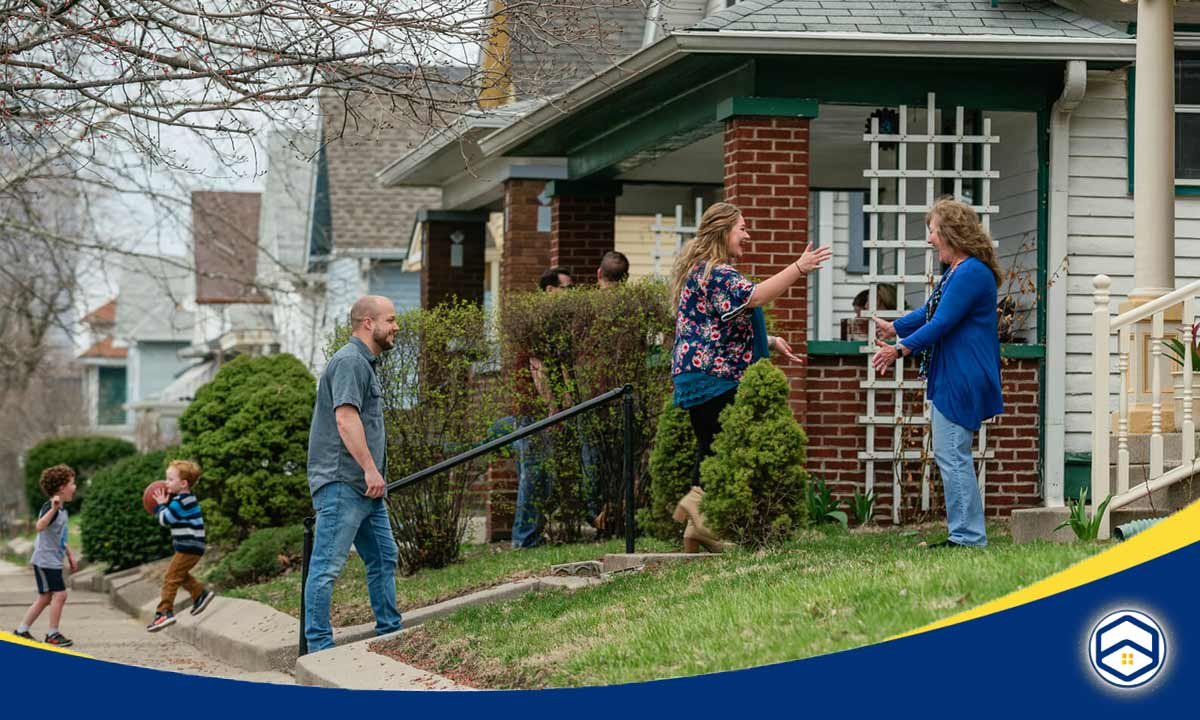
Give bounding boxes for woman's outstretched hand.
[795,243,833,273]
[871,337,901,374]
[768,335,802,364]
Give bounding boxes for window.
[845,191,869,274]
[97,366,127,426]
[1177,51,1200,182]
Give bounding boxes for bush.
[80,451,173,570]
[700,360,810,548]
[500,280,673,539]
[205,524,304,588]
[639,398,696,542]
[24,436,137,516]
[179,354,316,543]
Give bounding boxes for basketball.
[143,481,168,514]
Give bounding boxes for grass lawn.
[376,523,1108,688]
[221,537,672,627]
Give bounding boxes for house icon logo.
[1088,610,1166,688]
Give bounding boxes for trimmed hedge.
[80,451,173,570]
[179,354,316,543]
[700,360,810,548]
[638,398,696,543]
[23,436,137,516]
[205,524,304,589]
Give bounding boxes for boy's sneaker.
[146,612,175,632]
[43,632,73,648]
[12,629,34,641]
[190,589,215,616]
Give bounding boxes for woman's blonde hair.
[670,202,741,308]
[927,197,1003,286]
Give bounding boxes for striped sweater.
[155,492,206,555]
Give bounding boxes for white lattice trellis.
[650,198,705,277]
[859,93,1000,524]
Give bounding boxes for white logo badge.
[1088,610,1166,688]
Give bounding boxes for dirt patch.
[369,627,551,689]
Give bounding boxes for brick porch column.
[721,103,814,422]
[547,180,620,282]
[416,210,488,308]
[501,178,552,295]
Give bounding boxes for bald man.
[304,295,402,653]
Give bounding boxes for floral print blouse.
[671,263,757,381]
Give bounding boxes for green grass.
[379,524,1107,688]
[222,537,671,627]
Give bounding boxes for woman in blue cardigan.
[871,198,1004,548]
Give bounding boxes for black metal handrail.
[298,384,637,656]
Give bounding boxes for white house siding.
[616,214,678,280]
[806,191,874,340]
[322,255,366,350]
[1063,69,1200,452]
[989,111,1040,342]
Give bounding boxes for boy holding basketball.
[12,465,78,647]
[146,460,214,632]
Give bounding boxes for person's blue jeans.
[930,404,988,547]
[304,481,403,652]
[512,417,552,549]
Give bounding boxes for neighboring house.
[78,299,132,437]
[380,0,1200,532]
[109,256,196,449]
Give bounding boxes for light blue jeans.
[304,481,402,652]
[930,404,988,547]
[512,417,551,549]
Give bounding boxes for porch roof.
[694,1,1130,39]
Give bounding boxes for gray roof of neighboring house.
[114,256,195,343]
[692,0,1129,38]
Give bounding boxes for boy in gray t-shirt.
[13,464,78,648]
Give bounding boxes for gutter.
[480,30,1135,159]
[1044,60,1089,508]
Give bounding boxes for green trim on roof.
[716,96,819,121]
[543,180,623,198]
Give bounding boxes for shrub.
[23,436,137,516]
[205,524,305,588]
[179,354,316,543]
[80,451,173,570]
[500,280,673,539]
[700,360,810,548]
[639,398,696,542]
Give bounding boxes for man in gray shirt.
[304,295,402,653]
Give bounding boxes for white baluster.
[1091,275,1112,539]
[1184,299,1195,468]
[1118,327,1130,495]
[1151,311,1164,479]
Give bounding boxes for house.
[380,0,1200,536]
[78,299,131,437]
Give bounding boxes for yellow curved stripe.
[0,630,91,658]
[890,499,1200,641]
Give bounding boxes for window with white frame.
[1177,50,1200,182]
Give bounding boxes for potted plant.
[1163,321,1200,427]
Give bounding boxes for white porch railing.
[1091,274,1200,539]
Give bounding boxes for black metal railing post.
[298,515,315,657]
[622,384,635,554]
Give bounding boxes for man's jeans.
[304,482,403,652]
[512,418,551,549]
[930,405,988,547]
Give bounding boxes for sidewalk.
[0,560,291,684]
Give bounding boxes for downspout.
[642,1,663,49]
[1045,60,1088,507]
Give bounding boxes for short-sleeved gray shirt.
[307,336,387,496]
[30,502,68,569]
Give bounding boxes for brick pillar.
[502,179,551,295]
[549,182,619,281]
[723,116,811,421]
[418,211,487,308]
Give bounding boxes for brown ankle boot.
[683,518,724,554]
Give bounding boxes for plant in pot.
[1163,321,1200,427]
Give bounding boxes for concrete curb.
[294,575,601,690]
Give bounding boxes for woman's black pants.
[686,386,739,487]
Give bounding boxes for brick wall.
[484,459,518,542]
[502,179,552,295]
[723,116,811,419]
[551,194,616,281]
[805,355,1041,520]
[421,220,486,308]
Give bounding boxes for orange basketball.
[143,481,168,514]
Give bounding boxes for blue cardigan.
[893,257,1004,432]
